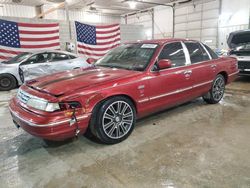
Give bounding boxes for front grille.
[17,89,32,104]
[238,61,250,69]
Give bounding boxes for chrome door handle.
[211,65,217,68]
[183,70,192,75]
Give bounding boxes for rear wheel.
[203,74,225,104]
[0,74,17,91]
[90,96,136,144]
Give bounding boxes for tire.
[90,96,136,144]
[0,74,17,91]
[203,74,225,104]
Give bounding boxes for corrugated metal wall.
[174,0,220,49]
[41,4,121,24]
[0,16,145,53]
[154,6,173,39]
[0,3,121,24]
[126,11,152,39]
[218,0,250,49]
[0,4,36,18]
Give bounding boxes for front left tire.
[0,74,17,91]
[90,96,136,144]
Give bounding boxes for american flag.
[75,21,121,60]
[0,19,60,62]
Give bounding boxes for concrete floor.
[0,77,250,188]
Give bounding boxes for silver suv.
[0,50,90,91]
[228,30,250,76]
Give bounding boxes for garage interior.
[0,0,250,187]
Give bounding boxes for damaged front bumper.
[9,98,91,141]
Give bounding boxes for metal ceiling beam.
[123,0,174,8]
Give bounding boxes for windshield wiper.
[97,64,115,68]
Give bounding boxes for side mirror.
[158,59,172,70]
[86,58,96,64]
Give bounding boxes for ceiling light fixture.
[128,0,137,9]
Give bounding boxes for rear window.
[184,42,210,64]
[51,53,70,61]
[204,44,219,59]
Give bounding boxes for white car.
[0,50,90,91]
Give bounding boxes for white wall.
[0,16,145,53]
[42,4,121,24]
[125,0,250,49]
[174,0,220,49]
[0,3,121,24]
[126,11,152,39]
[218,0,250,49]
[154,6,173,39]
[0,4,36,18]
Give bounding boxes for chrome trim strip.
[181,41,192,65]
[9,107,90,127]
[192,80,213,88]
[138,98,150,103]
[138,80,213,103]
[200,42,212,60]
[228,71,239,77]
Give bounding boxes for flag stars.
[0,20,20,48]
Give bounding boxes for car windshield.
[3,52,31,64]
[95,43,158,71]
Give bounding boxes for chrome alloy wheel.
[102,101,134,139]
[212,76,225,101]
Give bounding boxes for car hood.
[227,30,250,49]
[26,67,142,96]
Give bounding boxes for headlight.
[27,98,60,112]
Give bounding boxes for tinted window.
[23,53,50,65]
[51,53,69,61]
[159,42,186,67]
[204,44,219,59]
[185,42,210,64]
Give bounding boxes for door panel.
[184,42,216,96]
[20,53,52,81]
[145,42,194,113]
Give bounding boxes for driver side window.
[158,42,186,68]
[22,53,50,65]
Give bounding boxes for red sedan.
[9,39,238,144]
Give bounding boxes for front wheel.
[203,74,225,104]
[0,74,17,91]
[90,96,136,144]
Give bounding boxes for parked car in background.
[0,50,89,91]
[228,30,250,75]
[9,39,238,144]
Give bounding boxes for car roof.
[29,50,77,56]
[127,38,198,45]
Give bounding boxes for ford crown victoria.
[9,39,238,144]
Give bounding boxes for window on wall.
[184,42,210,64]
[158,42,186,67]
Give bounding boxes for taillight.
[59,101,82,111]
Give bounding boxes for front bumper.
[9,98,91,141]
